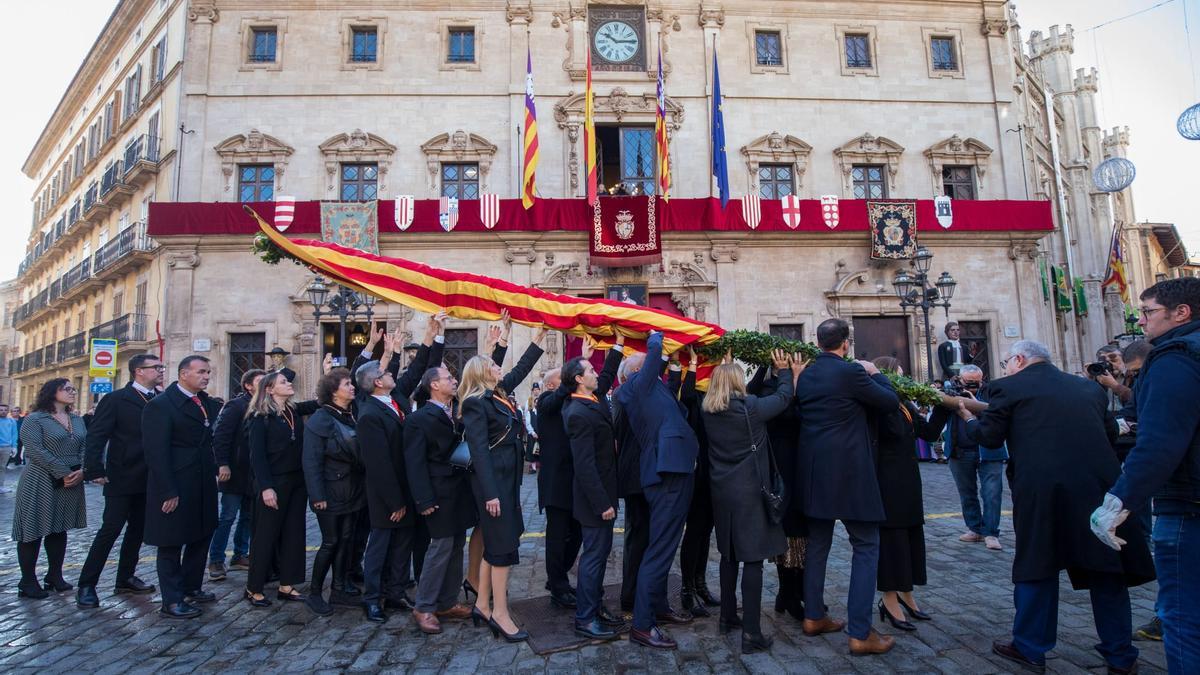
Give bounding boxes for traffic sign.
[89,338,119,378]
[90,381,114,394]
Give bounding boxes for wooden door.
[851,316,912,376]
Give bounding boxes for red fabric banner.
[589,196,662,267]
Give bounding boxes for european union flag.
[711,47,730,208]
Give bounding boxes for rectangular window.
[340,163,378,201]
[112,291,123,318]
[135,280,148,315]
[151,36,167,83]
[125,65,142,117]
[619,127,655,196]
[754,31,783,67]
[351,27,377,62]
[238,164,275,202]
[769,323,804,342]
[250,28,278,63]
[229,332,266,395]
[93,302,103,325]
[845,34,871,68]
[931,36,957,71]
[442,328,478,379]
[447,28,475,63]
[103,100,115,141]
[440,163,480,199]
[851,164,888,199]
[942,165,976,200]
[758,163,795,199]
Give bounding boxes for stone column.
[710,241,738,327]
[163,249,201,369]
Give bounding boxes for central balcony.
[93,222,156,280]
[59,257,99,303]
[123,135,161,187]
[91,313,149,345]
[101,160,136,208]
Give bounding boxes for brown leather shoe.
[849,629,895,656]
[991,641,1045,673]
[655,608,693,625]
[802,615,846,636]
[435,604,473,621]
[411,610,442,634]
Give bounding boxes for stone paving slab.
[0,462,1165,673]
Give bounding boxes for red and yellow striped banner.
[249,207,723,384]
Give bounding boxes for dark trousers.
[1012,574,1137,669]
[157,535,213,606]
[576,523,614,624]
[545,506,583,594]
[411,517,430,587]
[804,518,879,640]
[720,557,764,635]
[633,473,694,631]
[414,532,466,613]
[620,493,650,610]
[679,479,714,588]
[78,492,147,588]
[312,510,358,592]
[363,525,414,604]
[247,473,308,593]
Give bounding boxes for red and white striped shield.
[274,196,295,231]
[394,196,414,231]
[741,194,762,230]
[820,195,840,229]
[438,196,459,232]
[480,193,500,230]
[780,194,801,229]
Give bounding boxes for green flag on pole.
[1052,266,1073,313]
[1038,257,1050,303]
[1073,276,1088,317]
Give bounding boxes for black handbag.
[449,417,512,473]
[743,403,785,525]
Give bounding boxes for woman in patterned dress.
[11,378,88,599]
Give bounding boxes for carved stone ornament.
[924,134,993,195]
[214,130,295,193]
[188,0,219,23]
[741,132,813,193]
[980,19,1008,37]
[506,1,533,25]
[318,129,396,194]
[419,131,498,196]
[698,4,725,29]
[833,133,905,197]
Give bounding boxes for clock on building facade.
[589,5,647,72]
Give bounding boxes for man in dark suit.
[796,318,899,655]
[76,354,164,608]
[142,355,222,619]
[615,331,697,650]
[958,339,1153,674]
[208,368,265,581]
[563,356,624,641]
[614,361,649,615]
[937,321,964,381]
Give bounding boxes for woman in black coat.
[700,352,804,654]
[244,371,319,607]
[302,368,365,616]
[871,357,950,631]
[459,328,546,642]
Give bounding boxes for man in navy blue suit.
[615,331,698,650]
[795,318,900,655]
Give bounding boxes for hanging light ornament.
[1179,103,1200,140]
[1093,157,1137,193]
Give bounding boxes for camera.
[944,376,981,397]
[1086,361,1114,377]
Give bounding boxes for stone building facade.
[13,0,1146,403]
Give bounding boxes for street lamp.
[892,246,957,382]
[307,274,376,365]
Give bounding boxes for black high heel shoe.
[462,579,477,603]
[897,597,932,621]
[471,606,490,628]
[17,581,49,599]
[43,577,73,593]
[244,589,272,607]
[487,617,529,643]
[878,601,916,631]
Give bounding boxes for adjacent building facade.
[12,0,1152,403]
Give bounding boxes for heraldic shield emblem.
[614,209,635,239]
[820,195,840,229]
[867,200,917,260]
[394,196,414,231]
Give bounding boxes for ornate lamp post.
[307,275,377,365]
[892,246,957,382]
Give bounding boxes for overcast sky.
[1,0,1196,282]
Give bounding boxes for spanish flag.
[655,45,671,201]
[584,50,598,205]
[521,47,539,210]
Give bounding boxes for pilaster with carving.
[834,133,905,198]
[214,130,295,194]
[318,130,396,196]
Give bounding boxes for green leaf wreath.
[252,232,304,267]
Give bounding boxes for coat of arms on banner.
[614,210,635,239]
[934,195,953,229]
[438,196,459,232]
[741,194,762,230]
[867,201,918,260]
[394,196,414,231]
[320,201,379,254]
[274,196,295,231]
[780,194,801,229]
[480,193,500,229]
[590,196,661,267]
[820,195,840,229]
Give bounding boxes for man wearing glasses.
[75,354,165,609]
[1092,277,1200,674]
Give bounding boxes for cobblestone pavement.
[0,462,1165,673]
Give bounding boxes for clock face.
[594,20,640,63]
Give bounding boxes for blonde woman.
[700,351,804,654]
[460,326,548,642]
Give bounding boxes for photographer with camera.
[944,366,1007,551]
[1089,344,1134,407]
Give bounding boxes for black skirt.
[876,525,927,592]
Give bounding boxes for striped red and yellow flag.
[249,207,723,383]
[584,50,598,205]
[521,47,539,210]
[655,45,671,201]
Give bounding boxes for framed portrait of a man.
[606,283,647,306]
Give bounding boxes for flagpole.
[707,34,714,199]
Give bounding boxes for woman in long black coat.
[459,328,546,641]
[302,368,365,615]
[871,357,950,631]
[700,352,804,654]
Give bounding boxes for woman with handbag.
[700,351,804,654]
[459,326,547,642]
[302,367,365,616]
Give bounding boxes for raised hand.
[532,326,548,346]
[771,349,789,371]
[581,337,595,360]
[322,352,334,374]
[499,309,513,345]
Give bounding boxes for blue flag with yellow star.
[711,47,730,208]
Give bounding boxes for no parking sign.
[89,338,118,378]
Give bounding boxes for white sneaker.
[985,536,1002,550]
